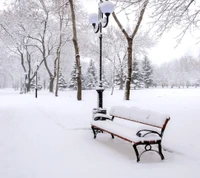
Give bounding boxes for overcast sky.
[0,1,7,9]
[148,31,200,65]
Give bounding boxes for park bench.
[91,106,170,162]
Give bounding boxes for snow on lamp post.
[89,0,114,117]
[34,61,39,98]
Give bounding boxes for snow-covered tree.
[149,0,200,43]
[29,74,42,91]
[132,57,143,89]
[103,27,127,90]
[102,69,110,89]
[68,62,77,90]
[112,0,149,100]
[153,55,200,88]
[84,60,98,90]
[114,67,126,90]
[69,0,82,100]
[141,56,153,88]
[58,70,67,90]
[112,53,127,90]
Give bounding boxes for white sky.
[148,31,200,66]
[85,0,99,13]
[0,2,3,8]
[0,1,7,9]
[85,0,200,65]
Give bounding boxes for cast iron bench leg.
[91,126,97,139]
[158,142,165,160]
[133,144,140,162]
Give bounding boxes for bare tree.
[54,2,70,97]
[153,55,200,88]
[117,0,200,44]
[148,0,200,44]
[28,0,69,93]
[103,27,127,90]
[0,3,44,92]
[112,0,148,100]
[69,0,82,100]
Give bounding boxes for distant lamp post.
[24,72,28,94]
[34,61,39,98]
[89,0,114,117]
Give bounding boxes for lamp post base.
[96,87,104,108]
[35,88,37,98]
[92,108,107,120]
[92,87,107,120]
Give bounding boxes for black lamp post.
[34,61,39,98]
[24,72,28,94]
[89,0,114,117]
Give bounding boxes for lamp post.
[34,61,39,98]
[89,0,114,117]
[24,72,28,94]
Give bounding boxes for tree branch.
[131,0,148,39]
[112,12,129,40]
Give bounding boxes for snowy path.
[0,89,200,178]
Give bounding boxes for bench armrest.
[136,129,161,138]
[94,113,112,121]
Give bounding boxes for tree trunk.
[55,9,64,97]
[112,1,148,100]
[75,53,82,100]
[69,0,82,100]
[49,76,55,93]
[119,73,124,90]
[26,79,31,92]
[39,6,54,93]
[125,39,133,100]
[55,54,60,97]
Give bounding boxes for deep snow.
[0,88,200,178]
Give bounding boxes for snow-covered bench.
[91,106,170,162]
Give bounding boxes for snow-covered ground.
[0,88,200,178]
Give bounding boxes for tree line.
[154,55,200,88]
[50,55,154,91]
[0,0,200,100]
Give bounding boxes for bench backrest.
[109,106,170,129]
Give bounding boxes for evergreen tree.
[30,75,42,90]
[132,57,142,89]
[68,62,77,90]
[102,69,110,88]
[141,56,153,88]
[58,70,67,90]
[114,66,126,90]
[84,60,98,90]
[81,75,86,90]
[30,78,35,90]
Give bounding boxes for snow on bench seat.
[91,120,161,143]
[109,106,169,128]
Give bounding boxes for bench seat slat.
[109,106,169,128]
[91,120,162,143]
